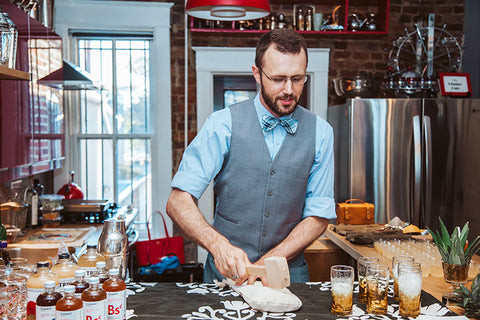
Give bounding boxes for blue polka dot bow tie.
[262,115,298,135]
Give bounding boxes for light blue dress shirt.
[171,94,336,220]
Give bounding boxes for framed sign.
[439,73,472,96]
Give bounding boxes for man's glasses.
[258,67,307,87]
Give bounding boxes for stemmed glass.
[442,261,469,304]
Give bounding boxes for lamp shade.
[186,0,270,21]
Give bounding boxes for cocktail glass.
[392,255,415,300]
[357,257,379,304]
[330,265,354,316]
[398,264,422,317]
[366,264,389,315]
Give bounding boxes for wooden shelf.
[0,65,30,81]
[191,28,388,35]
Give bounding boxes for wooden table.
[325,224,480,311]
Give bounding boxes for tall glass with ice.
[398,264,422,317]
[330,265,354,316]
[392,255,415,300]
[366,264,389,315]
[357,257,379,304]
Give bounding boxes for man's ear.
[252,65,261,85]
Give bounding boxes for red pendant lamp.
[186,0,270,21]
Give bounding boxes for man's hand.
[210,240,252,285]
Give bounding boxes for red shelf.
[190,28,388,35]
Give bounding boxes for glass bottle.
[306,9,312,31]
[297,9,304,31]
[97,219,128,280]
[103,269,126,320]
[0,213,9,266]
[26,261,59,320]
[56,285,83,320]
[95,261,109,284]
[36,280,62,320]
[278,14,287,29]
[70,269,89,299]
[51,252,79,287]
[24,177,39,228]
[34,179,44,196]
[82,277,107,320]
[77,244,106,277]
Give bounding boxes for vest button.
[265,211,270,217]
[262,231,266,237]
[267,191,273,196]
[270,169,276,175]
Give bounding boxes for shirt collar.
[253,93,294,125]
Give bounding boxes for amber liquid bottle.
[78,244,106,277]
[95,261,109,284]
[36,280,62,320]
[103,269,126,320]
[82,277,107,320]
[56,285,83,320]
[70,269,89,299]
[51,252,79,287]
[26,261,59,320]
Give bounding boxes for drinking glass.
[330,265,354,316]
[357,257,379,303]
[442,261,469,303]
[366,264,389,315]
[398,264,422,317]
[392,255,415,300]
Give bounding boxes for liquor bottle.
[306,9,312,31]
[70,269,89,299]
[77,244,106,277]
[34,179,44,196]
[24,177,39,228]
[82,277,107,320]
[103,269,126,320]
[56,285,83,320]
[51,253,79,287]
[95,261,109,284]
[297,9,304,31]
[26,261,59,320]
[36,280,62,320]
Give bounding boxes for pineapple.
[428,217,480,265]
[455,273,480,318]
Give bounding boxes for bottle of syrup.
[103,269,126,320]
[51,252,79,287]
[36,280,62,320]
[78,244,106,277]
[26,261,59,320]
[82,277,107,320]
[95,261,109,283]
[70,269,89,299]
[56,285,83,320]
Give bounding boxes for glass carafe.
[97,219,127,280]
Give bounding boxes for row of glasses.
[330,255,423,318]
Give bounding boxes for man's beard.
[260,80,299,117]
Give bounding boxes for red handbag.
[135,210,185,266]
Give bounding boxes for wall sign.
[439,72,472,96]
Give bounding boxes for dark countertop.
[126,282,458,319]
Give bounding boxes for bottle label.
[83,299,106,320]
[36,305,56,320]
[79,266,97,277]
[27,287,44,314]
[32,194,39,225]
[56,309,83,320]
[59,277,75,287]
[107,290,126,320]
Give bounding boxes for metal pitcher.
[97,219,128,279]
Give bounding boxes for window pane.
[80,139,114,200]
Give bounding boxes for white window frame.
[53,0,174,238]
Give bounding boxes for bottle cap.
[88,276,99,284]
[75,269,86,277]
[44,280,56,288]
[96,261,106,268]
[109,269,119,275]
[37,261,50,268]
[58,252,70,260]
[63,285,75,293]
[0,241,7,249]
[86,244,97,249]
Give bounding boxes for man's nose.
[282,79,294,94]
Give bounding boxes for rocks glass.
[392,255,415,300]
[366,264,389,315]
[398,264,422,317]
[330,265,354,316]
[357,257,379,303]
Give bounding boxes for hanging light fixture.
[185,0,270,21]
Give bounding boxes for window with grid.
[76,36,152,221]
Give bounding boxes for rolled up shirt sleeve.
[171,108,231,199]
[302,117,336,220]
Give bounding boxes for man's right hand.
[211,240,252,286]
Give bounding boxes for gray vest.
[213,98,316,268]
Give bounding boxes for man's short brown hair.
[255,29,308,69]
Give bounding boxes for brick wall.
[144,0,465,262]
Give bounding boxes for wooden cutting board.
[10,227,96,248]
